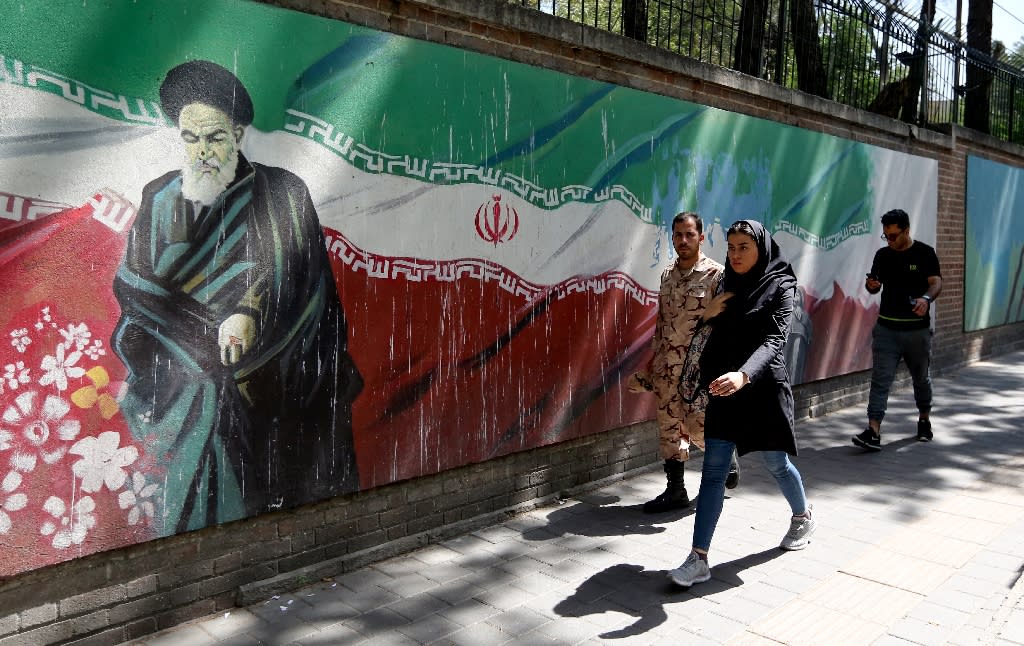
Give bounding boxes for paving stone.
[337,569,397,593]
[875,527,980,567]
[800,572,923,623]
[287,622,364,645]
[436,598,500,627]
[326,585,402,613]
[377,573,439,598]
[484,606,552,636]
[138,625,216,646]
[386,592,452,622]
[425,580,487,606]
[343,607,411,637]
[905,600,972,629]
[472,586,537,611]
[841,549,956,595]
[412,545,462,565]
[196,609,262,640]
[530,614,602,643]
[290,596,361,625]
[417,562,475,585]
[748,599,888,644]
[436,621,509,645]
[395,612,463,644]
[888,615,958,645]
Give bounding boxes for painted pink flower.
[69,432,138,493]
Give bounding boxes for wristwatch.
[922,295,933,303]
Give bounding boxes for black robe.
[112,155,361,534]
[699,221,798,456]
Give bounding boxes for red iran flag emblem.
[475,194,519,246]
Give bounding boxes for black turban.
[159,60,254,126]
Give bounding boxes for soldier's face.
[179,103,242,180]
[672,217,704,266]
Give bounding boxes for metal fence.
[504,0,1024,144]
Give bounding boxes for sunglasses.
[880,229,905,242]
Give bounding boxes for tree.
[964,0,993,132]
[623,0,649,40]
[790,0,829,97]
[734,0,772,75]
[899,0,936,124]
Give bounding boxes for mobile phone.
[865,273,878,280]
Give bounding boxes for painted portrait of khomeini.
[112,59,362,535]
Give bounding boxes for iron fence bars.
[503,0,1024,143]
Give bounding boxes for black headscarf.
[722,219,797,317]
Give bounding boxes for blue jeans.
[692,437,808,552]
[868,323,933,423]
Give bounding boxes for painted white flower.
[59,323,91,351]
[0,391,81,465]
[3,362,30,391]
[9,329,31,353]
[9,453,36,472]
[38,343,85,391]
[0,471,27,534]
[69,431,138,493]
[118,472,159,525]
[40,495,96,549]
[83,340,106,361]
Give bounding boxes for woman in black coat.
[669,220,815,588]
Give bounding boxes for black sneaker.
[853,428,881,451]
[917,419,933,442]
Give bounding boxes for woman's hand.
[709,371,749,397]
[702,292,733,321]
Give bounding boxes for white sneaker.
[780,504,816,551]
[668,551,711,587]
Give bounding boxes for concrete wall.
[0,0,1021,643]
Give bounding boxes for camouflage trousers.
[655,390,706,461]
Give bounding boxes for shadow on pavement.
[553,548,784,638]
[521,495,695,541]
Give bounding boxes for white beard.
[181,150,239,207]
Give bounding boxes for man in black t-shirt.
[853,209,942,451]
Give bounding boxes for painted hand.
[218,313,255,366]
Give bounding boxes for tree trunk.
[900,0,935,124]
[734,0,771,76]
[623,0,649,42]
[789,0,828,98]
[964,0,993,132]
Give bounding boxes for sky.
[931,0,1024,50]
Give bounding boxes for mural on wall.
[0,0,936,575]
[965,155,1024,331]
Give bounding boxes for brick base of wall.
[0,421,659,645]
[2,0,1023,644]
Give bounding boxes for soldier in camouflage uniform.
[632,212,736,513]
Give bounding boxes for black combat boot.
[643,459,690,513]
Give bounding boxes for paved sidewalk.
[127,352,1024,646]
